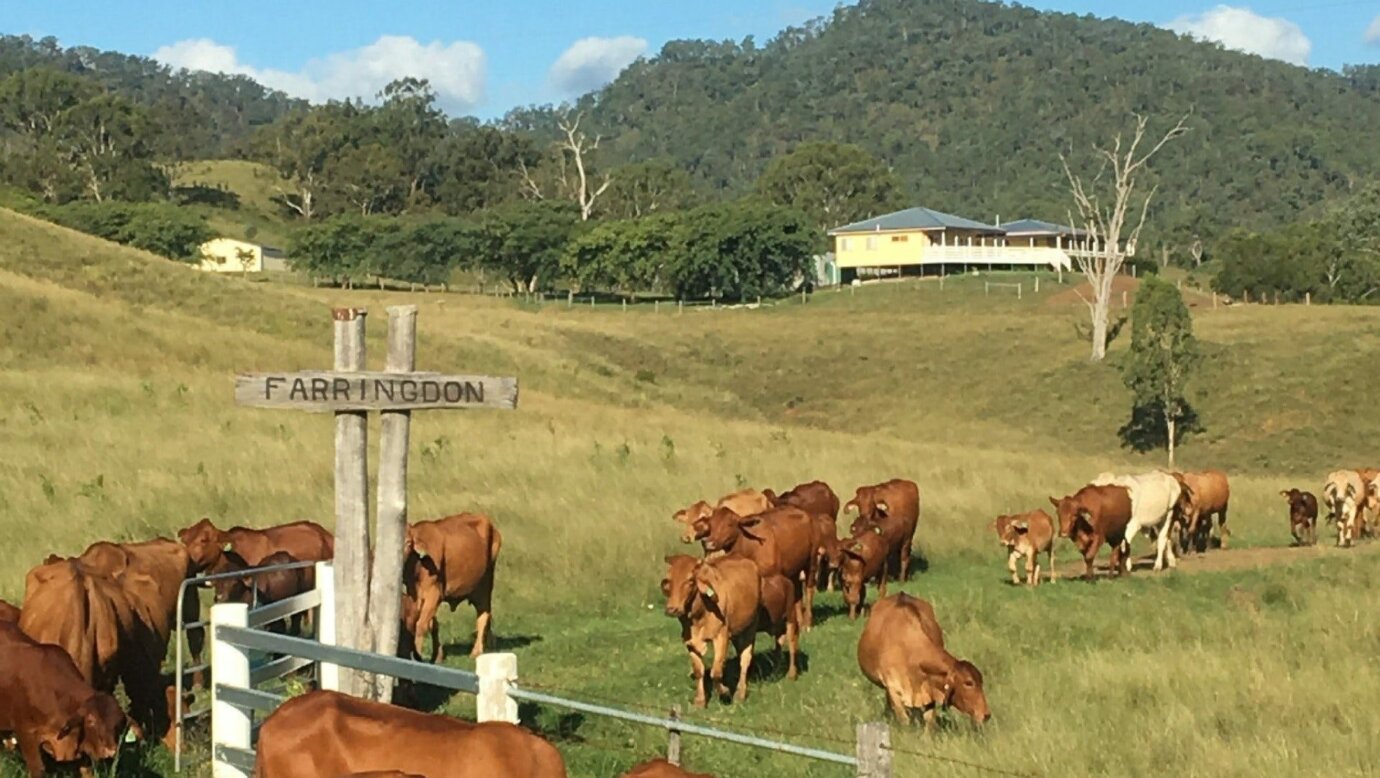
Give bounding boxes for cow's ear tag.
[704,586,715,597]
[222,542,233,552]
[416,549,428,560]
[123,728,137,744]
[872,526,882,535]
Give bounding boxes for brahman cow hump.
[255,690,566,778]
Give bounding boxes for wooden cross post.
[235,306,518,700]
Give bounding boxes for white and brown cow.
[1091,471,1182,572]
[1323,470,1367,548]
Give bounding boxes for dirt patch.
[1044,275,1141,308]
[1049,538,1380,580]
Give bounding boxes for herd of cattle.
[1,465,1376,777]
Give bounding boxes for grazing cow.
[0,599,18,623]
[1091,472,1182,572]
[621,759,715,778]
[857,593,989,729]
[1323,470,1367,548]
[672,489,773,545]
[660,555,799,708]
[0,625,128,777]
[809,513,841,594]
[177,517,334,583]
[19,559,175,748]
[844,479,921,581]
[839,526,889,620]
[691,506,817,628]
[255,690,567,778]
[1049,485,1134,580]
[212,550,309,634]
[1280,489,1319,546]
[1173,470,1231,554]
[74,538,201,664]
[401,513,501,662]
[990,510,1056,586]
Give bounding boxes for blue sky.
[7,0,1380,118]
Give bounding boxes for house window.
[840,238,852,251]
[890,235,908,243]
[866,237,879,250]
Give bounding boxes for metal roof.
[998,218,1088,237]
[828,207,1006,236]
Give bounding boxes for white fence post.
[211,603,251,778]
[476,653,519,724]
[316,561,340,692]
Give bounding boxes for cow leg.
[470,575,495,658]
[1217,507,1231,549]
[710,633,731,699]
[17,731,45,777]
[803,573,816,632]
[877,564,889,599]
[785,618,799,680]
[733,641,754,702]
[1155,520,1177,571]
[900,535,914,581]
[1047,546,1056,583]
[1006,550,1020,585]
[1027,551,1039,587]
[687,642,708,709]
[1083,536,1101,580]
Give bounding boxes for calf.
[845,479,921,581]
[1049,485,1133,580]
[211,550,309,634]
[1323,470,1366,548]
[857,593,989,729]
[660,555,799,708]
[1280,489,1318,546]
[691,506,817,628]
[0,624,128,777]
[1091,472,1181,572]
[990,510,1056,586]
[178,517,334,581]
[1174,470,1231,554]
[839,527,889,620]
[621,759,715,778]
[0,599,18,623]
[672,489,773,545]
[402,513,502,661]
[255,690,566,778]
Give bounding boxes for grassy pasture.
[2,208,1379,777]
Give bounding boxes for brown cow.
[990,510,1056,586]
[1173,470,1231,554]
[660,555,799,708]
[0,599,19,623]
[75,538,201,663]
[255,690,566,778]
[771,481,842,590]
[690,506,817,628]
[621,759,715,778]
[845,479,921,581]
[177,517,334,581]
[401,514,501,662]
[857,593,990,729]
[672,489,773,545]
[1049,485,1134,580]
[337,773,425,778]
[839,526,889,620]
[0,625,128,777]
[212,550,309,634]
[1358,468,1380,538]
[1281,489,1319,546]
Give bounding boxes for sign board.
[234,371,519,412]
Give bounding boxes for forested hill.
[556,0,1380,240]
[0,35,303,158]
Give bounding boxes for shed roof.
[828,207,1005,236]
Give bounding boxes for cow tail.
[488,523,503,564]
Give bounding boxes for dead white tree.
[518,111,611,221]
[1060,113,1190,361]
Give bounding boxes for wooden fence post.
[1244,289,1251,304]
[1018,283,1023,300]
[210,603,250,778]
[1034,276,1040,293]
[985,282,990,297]
[655,300,660,313]
[1121,290,1128,308]
[666,706,682,766]
[332,307,369,697]
[622,299,628,313]
[476,653,519,724]
[1306,292,1311,306]
[678,300,683,315]
[1212,292,1218,309]
[368,305,415,703]
[567,291,573,308]
[756,295,762,307]
[316,562,339,692]
[855,722,891,778]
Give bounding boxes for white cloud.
[1365,15,1380,46]
[1168,6,1311,66]
[153,36,486,113]
[548,36,647,94]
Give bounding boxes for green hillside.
[171,159,296,248]
[4,209,1380,777]
[559,0,1380,241]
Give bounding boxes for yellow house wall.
[833,229,929,268]
[198,238,263,273]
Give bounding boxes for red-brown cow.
[845,480,921,581]
[1174,470,1231,554]
[660,555,799,708]
[402,514,501,662]
[990,510,1056,586]
[1049,485,1133,580]
[857,593,990,729]
[255,690,566,778]
[0,624,128,777]
[177,517,334,581]
[74,538,201,663]
[1281,489,1319,546]
[672,489,773,545]
[621,759,716,778]
[839,526,889,620]
[212,550,310,634]
[690,506,817,628]
[0,599,19,623]
[770,481,842,590]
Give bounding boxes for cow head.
[178,517,229,573]
[693,507,747,554]
[843,486,878,521]
[47,692,126,765]
[210,550,253,604]
[661,555,701,618]
[1172,477,1198,530]
[673,502,715,545]
[942,660,990,725]
[1048,495,1089,538]
[848,499,889,535]
[840,529,883,618]
[996,516,1032,548]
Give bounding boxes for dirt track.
[1047,535,1379,580]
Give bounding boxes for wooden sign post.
[236,305,518,700]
